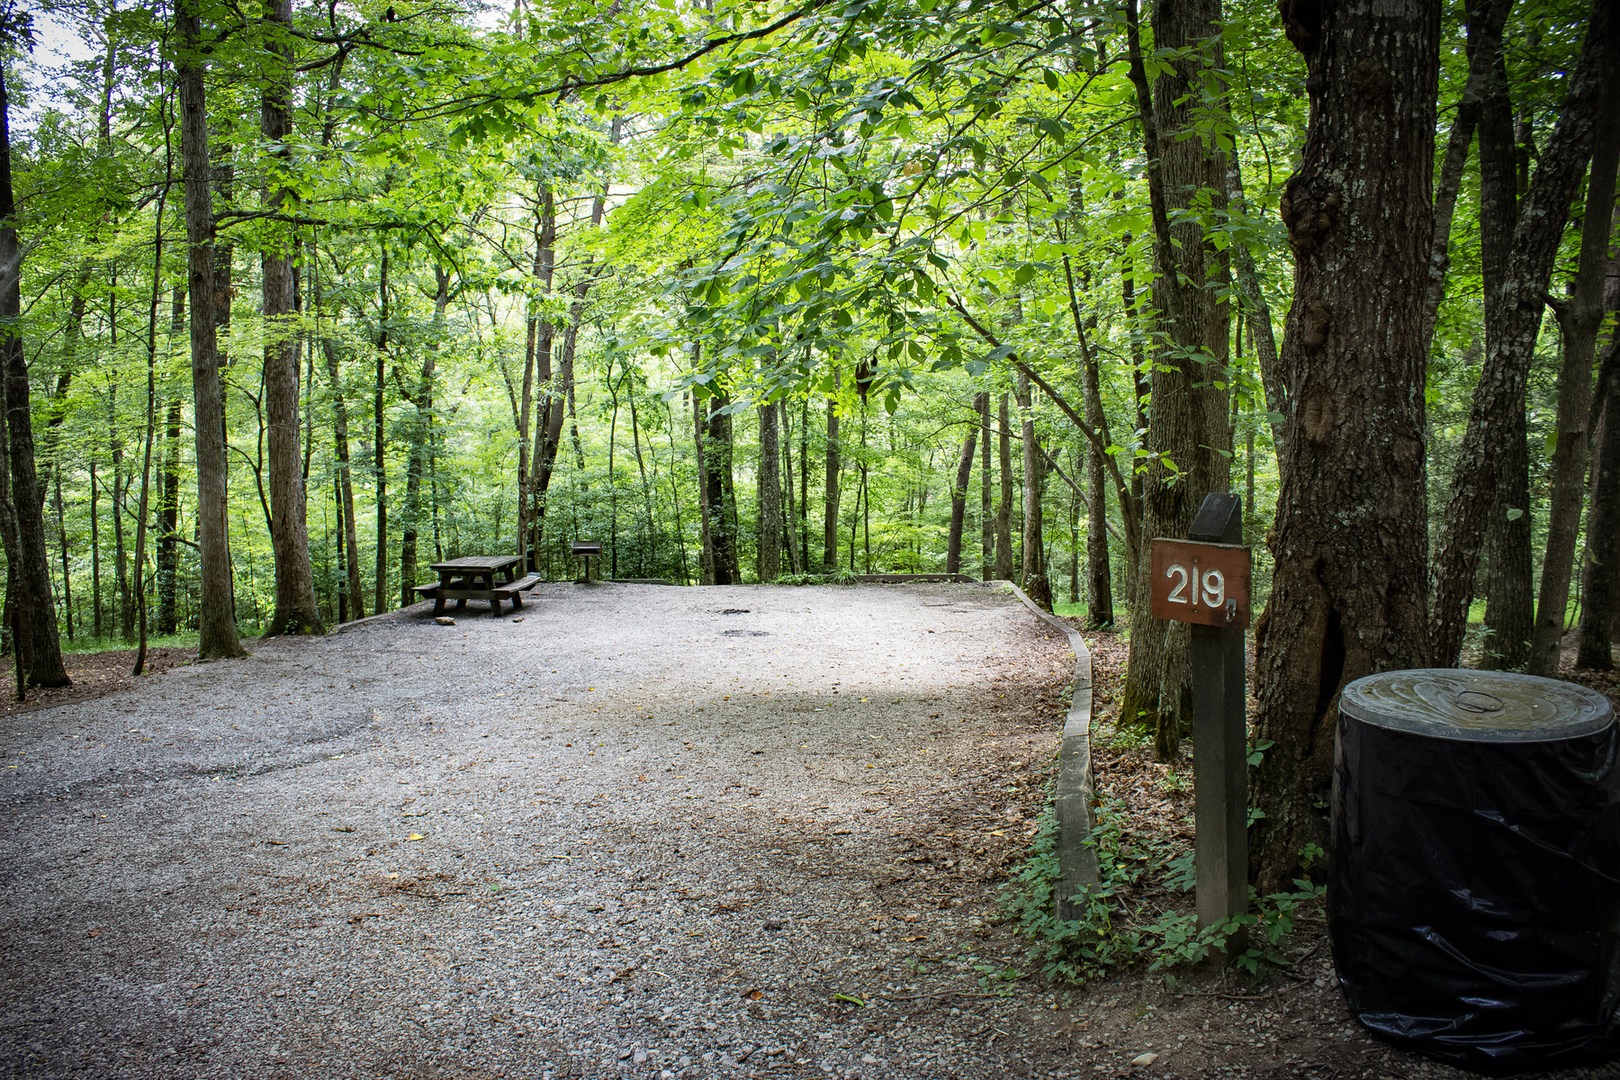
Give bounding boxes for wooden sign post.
[1150,493,1251,954]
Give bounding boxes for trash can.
[1331,669,1620,1074]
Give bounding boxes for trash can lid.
[1340,669,1613,743]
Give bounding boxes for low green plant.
[1003,797,1325,985]
[773,569,860,586]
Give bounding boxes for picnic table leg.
[433,596,446,616]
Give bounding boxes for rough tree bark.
[175,0,246,660]
[0,52,69,688]
[702,393,740,585]
[261,0,322,636]
[1119,0,1232,759]
[1475,18,1533,670]
[1250,0,1439,892]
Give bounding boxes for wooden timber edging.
[995,580,1100,919]
[855,573,977,584]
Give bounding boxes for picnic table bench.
[415,555,539,617]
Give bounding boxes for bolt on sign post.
[1150,492,1252,954]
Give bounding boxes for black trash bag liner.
[1330,669,1620,1075]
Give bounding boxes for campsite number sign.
[1150,539,1252,629]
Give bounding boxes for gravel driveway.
[2,582,1081,1079]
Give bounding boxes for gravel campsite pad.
[0,583,1584,1080]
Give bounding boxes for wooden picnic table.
[415,554,540,617]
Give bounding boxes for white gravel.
[2,582,1086,1079]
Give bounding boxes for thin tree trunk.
[1475,22,1533,671]
[157,288,183,636]
[132,109,176,675]
[781,401,802,575]
[1420,0,1513,355]
[995,393,1014,580]
[1429,0,1619,666]
[372,245,390,615]
[626,371,658,576]
[1017,371,1052,611]
[91,459,103,638]
[946,396,981,576]
[1081,328,1114,628]
[400,266,446,604]
[693,387,715,585]
[1119,0,1233,759]
[706,394,741,584]
[758,398,782,581]
[822,392,841,571]
[979,390,994,580]
[1576,257,1620,669]
[527,190,563,559]
[1227,157,1286,451]
[1531,151,1620,673]
[108,396,133,642]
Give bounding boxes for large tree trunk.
[945,395,981,576]
[1119,0,1232,758]
[1531,126,1620,674]
[261,0,322,637]
[1429,0,1619,666]
[156,289,184,636]
[399,266,447,605]
[0,57,70,688]
[1250,0,1439,893]
[175,0,245,659]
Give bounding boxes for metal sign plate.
[1150,539,1252,629]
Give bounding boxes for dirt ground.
[0,583,1612,1079]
